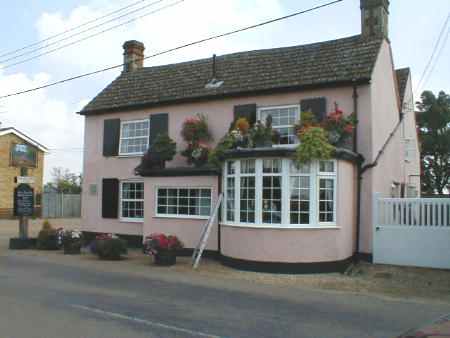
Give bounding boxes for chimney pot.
[123,40,145,72]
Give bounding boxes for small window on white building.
[258,105,300,145]
[157,188,212,218]
[119,119,150,155]
[120,182,144,222]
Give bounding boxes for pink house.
[78,0,420,273]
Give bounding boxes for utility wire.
[0,0,168,67]
[0,0,160,59]
[420,29,449,91]
[0,0,345,101]
[0,0,184,70]
[415,13,450,93]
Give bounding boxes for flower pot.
[154,250,177,266]
[63,242,82,255]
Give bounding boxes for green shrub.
[96,238,127,260]
[296,127,335,163]
[37,221,58,250]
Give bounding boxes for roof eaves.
[78,77,371,116]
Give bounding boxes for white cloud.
[0,69,84,182]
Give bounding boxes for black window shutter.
[103,119,121,156]
[102,178,119,219]
[233,104,257,124]
[149,113,169,149]
[300,98,327,122]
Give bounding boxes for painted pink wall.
[359,41,406,253]
[143,176,219,251]
[81,87,363,240]
[221,160,357,263]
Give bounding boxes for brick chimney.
[360,0,390,39]
[123,40,145,72]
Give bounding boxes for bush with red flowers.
[143,233,184,266]
[181,114,213,167]
[321,108,357,146]
[91,233,127,260]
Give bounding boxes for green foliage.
[416,90,450,195]
[96,238,128,260]
[181,114,212,143]
[295,127,335,163]
[151,134,177,161]
[37,222,58,250]
[208,134,236,168]
[249,115,273,147]
[45,167,82,193]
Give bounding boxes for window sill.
[117,153,144,158]
[220,223,340,230]
[154,215,210,220]
[120,218,144,223]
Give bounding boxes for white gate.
[373,195,450,269]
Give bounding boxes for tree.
[416,91,450,195]
[45,167,82,194]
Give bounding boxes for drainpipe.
[355,112,405,260]
[217,173,222,256]
[352,82,362,260]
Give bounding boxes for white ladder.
[192,193,223,269]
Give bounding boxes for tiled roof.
[80,35,383,115]
[396,68,410,104]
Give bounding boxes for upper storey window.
[258,105,300,145]
[119,119,150,156]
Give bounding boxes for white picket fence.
[373,195,450,269]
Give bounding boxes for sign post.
[14,183,34,239]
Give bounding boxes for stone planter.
[9,238,36,250]
[63,242,82,255]
[154,250,177,266]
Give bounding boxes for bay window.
[223,159,337,227]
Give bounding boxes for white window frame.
[222,159,337,229]
[257,104,301,147]
[118,119,150,156]
[119,181,145,223]
[317,161,337,226]
[155,187,213,220]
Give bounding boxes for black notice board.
[14,184,34,217]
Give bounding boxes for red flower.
[344,124,354,133]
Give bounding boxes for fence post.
[372,192,381,261]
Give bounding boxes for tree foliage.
[416,90,450,195]
[44,167,82,194]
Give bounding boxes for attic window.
[205,78,224,89]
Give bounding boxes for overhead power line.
[0,0,160,60]
[420,29,449,91]
[415,13,450,93]
[0,0,184,70]
[0,0,345,101]
[0,0,168,67]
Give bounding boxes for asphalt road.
[0,254,449,338]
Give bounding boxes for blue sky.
[0,0,448,181]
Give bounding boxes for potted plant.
[321,108,357,147]
[249,115,274,148]
[181,114,212,144]
[295,126,335,163]
[36,220,59,250]
[143,233,184,266]
[92,233,127,260]
[142,134,177,169]
[181,142,211,167]
[62,230,83,254]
